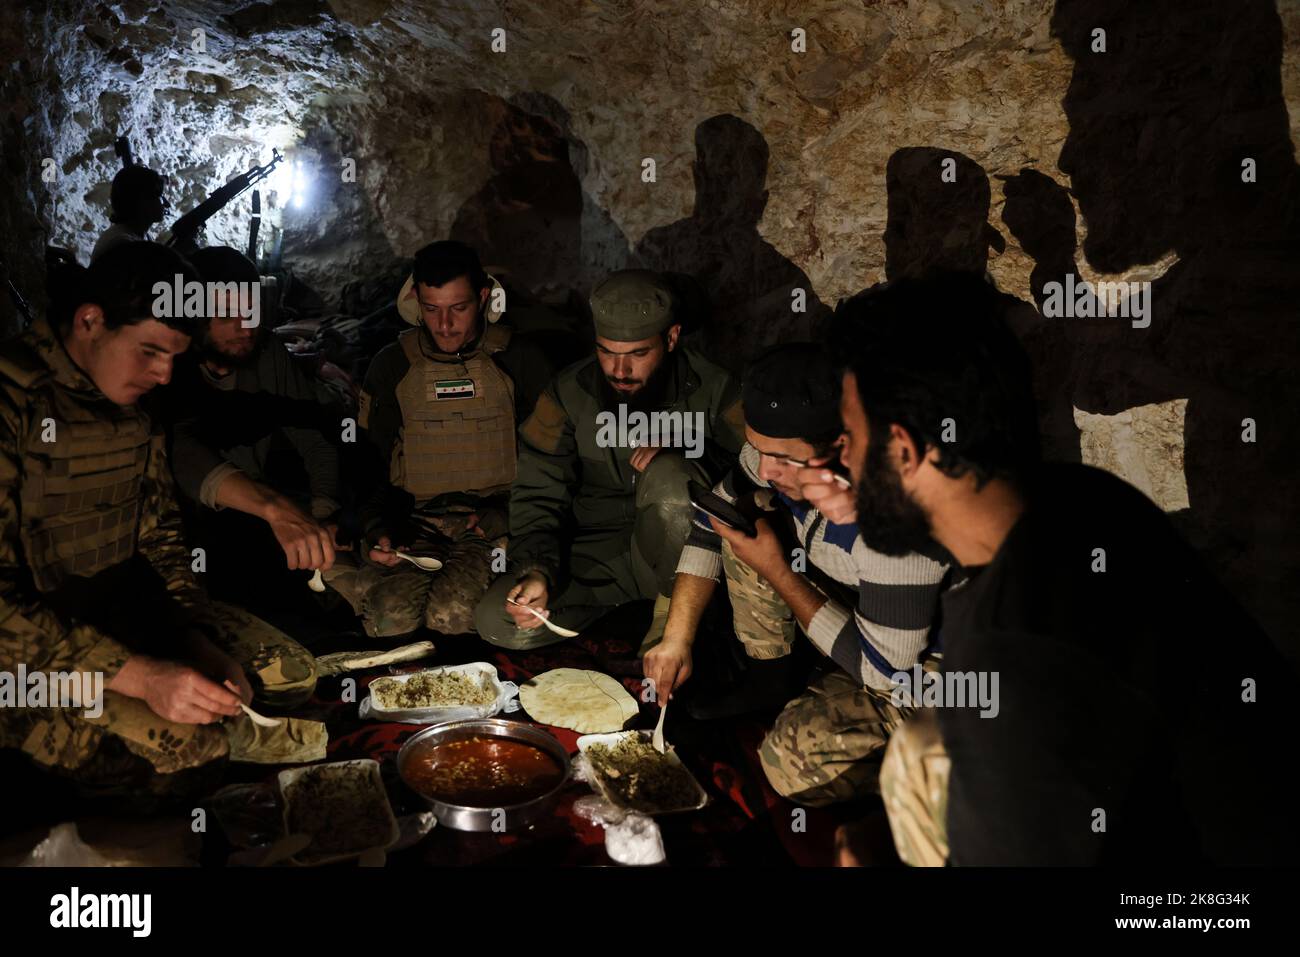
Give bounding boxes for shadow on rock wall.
[635,114,828,374]
[880,146,1081,469]
[451,92,632,312]
[1044,0,1300,655]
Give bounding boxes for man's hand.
[323,523,353,552]
[266,500,337,571]
[797,458,857,525]
[505,571,550,628]
[643,637,693,703]
[367,534,403,567]
[181,628,254,704]
[128,657,244,724]
[629,444,664,473]
[709,514,785,581]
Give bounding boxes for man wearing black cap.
[645,342,953,807]
[475,269,744,649]
[91,166,169,263]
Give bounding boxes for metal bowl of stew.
[396,718,571,832]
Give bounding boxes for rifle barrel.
[167,150,284,247]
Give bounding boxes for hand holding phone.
[688,481,758,537]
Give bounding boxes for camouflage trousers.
[324,513,502,638]
[760,669,914,807]
[720,538,797,659]
[5,600,316,781]
[723,537,915,806]
[880,706,951,866]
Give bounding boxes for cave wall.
[2,0,1299,649]
[4,1,1296,316]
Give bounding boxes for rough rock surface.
[1074,400,1189,513]
[1,0,1298,652]
[2,1,1296,316]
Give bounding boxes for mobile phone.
[688,481,758,537]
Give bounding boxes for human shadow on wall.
[635,114,827,375]
[449,93,634,371]
[450,92,631,325]
[884,147,1006,280]
[1041,0,1300,654]
[881,147,1081,466]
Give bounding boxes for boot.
[686,653,805,720]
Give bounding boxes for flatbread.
[519,668,639,733]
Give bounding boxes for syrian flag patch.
[434,378,475,399]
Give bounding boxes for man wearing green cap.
[323,240,553,637]
[475,269,745,649]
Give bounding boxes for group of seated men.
[1,232,1295,865]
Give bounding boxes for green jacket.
[509,346,745,588]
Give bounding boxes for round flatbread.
[519,668,639,733]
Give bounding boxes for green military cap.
[590,270,675,341]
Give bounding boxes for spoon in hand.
[393,551,443,572]
[652,699,669,754]
[506,597,580,637]
[224,680,281,727]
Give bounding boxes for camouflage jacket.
[0,317,204,682]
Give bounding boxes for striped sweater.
[676,443,952,693]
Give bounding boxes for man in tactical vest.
[0,242,316,795]
[475,269,746,650]
[322,240,553,637]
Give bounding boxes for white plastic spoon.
[652,699,668,754]
[307,569,326,592]
[506,597,581,637]
[393,551,443,572]
[239,702,282,728]
[224,680,281,727]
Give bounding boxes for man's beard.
[852,437,933,557]
[598,353,673,414]
[201,331,262,368]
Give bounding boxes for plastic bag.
[19,823,115,867]
[358,661,519,725]
[572,794,666,866]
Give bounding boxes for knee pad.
[633,454,709,591]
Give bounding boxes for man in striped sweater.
[643,343,955,806]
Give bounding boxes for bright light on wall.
[266,155,311,210]
[291,161,311,209]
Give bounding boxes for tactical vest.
[392,324,517,500]
[0,350,152,593]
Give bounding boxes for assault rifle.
[167,149,283,252]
